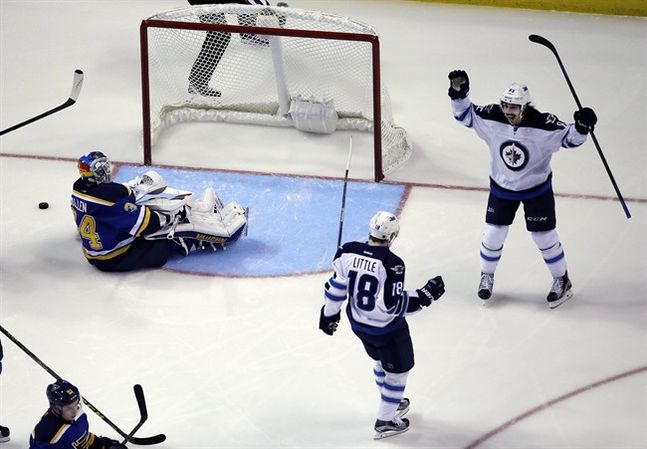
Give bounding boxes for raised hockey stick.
[336,135,354,248]
[0,324,166,445]
[528,34,631,219]
[0,69,84,136]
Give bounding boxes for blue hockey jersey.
[71,179,155,261]
[29,409,100,449]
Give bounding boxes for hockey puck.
[38,202,49,210]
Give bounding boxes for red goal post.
[140,4,411,181]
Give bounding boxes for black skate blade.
[548,289,573,309]
[395,404,410,418]
[373,426,410,440]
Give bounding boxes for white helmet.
[369,211,400,244]
[500,83,531,107]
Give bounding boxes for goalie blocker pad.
[289,96,338,134]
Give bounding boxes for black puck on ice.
[38,202,49,210]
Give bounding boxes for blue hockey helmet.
[46,379,80,406]
[78,151,112,184]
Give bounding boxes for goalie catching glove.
[416,275,445,307]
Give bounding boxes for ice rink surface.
[1,1,646,448]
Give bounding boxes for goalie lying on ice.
[71,151,248,272]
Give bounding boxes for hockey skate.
[188,82,221,97]
[374,416,410,440]
[478,272,494,301]
[547,271,573,309]
[395,398,410,418]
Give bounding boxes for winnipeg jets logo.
[390,265,404,275]
[499,140,529,171]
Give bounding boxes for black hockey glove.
[448,70,469,100]
[98,436,127,449]
[573,107,597,134]
[319,306,341,336]
[416,276,445,307]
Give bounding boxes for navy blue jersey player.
[448,70,597,308]
[71,151,177,272]
[29,379,126,449]
[319,211,446,440]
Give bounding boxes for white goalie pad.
[289,96,338,134]
[146,201,248,247]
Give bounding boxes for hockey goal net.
[140,4,411,181]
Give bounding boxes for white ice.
[1,1,646,448]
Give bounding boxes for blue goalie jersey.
[71,179,154,261]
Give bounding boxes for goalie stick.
[528,34,631,219]
[0,69,84,136]
[336,135,354,249]
[0,324,166,445]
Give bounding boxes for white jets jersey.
[323,241,409,336]
[452,97,587,191]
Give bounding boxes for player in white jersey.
[319,211,446,439]
[448,69,598,308]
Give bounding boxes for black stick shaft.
[529,35,631,219]
[0,324,165,445]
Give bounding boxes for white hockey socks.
[532,230,567,278]
[480,224,509,274]
[374,361,409,422]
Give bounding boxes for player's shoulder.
[473,103,508,124]
[32,410,70,444]
[339,242,404,265]
[73,181,131,204]
[522,107,568,131]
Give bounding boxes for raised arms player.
[319,211,446,440]
[448,69,597,308]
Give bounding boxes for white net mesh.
[144,4,411,177]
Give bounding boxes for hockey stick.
[121,384,149,445]
[528,34,631,219]
[0,324,166,445]
[336,135,354,249]
[0,69,84,136]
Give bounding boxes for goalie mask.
[78,151,112,184]
[500,83,530,125]
[369,211,400,245]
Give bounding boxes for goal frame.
[140,19,385,181]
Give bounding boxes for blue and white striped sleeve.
[323,269,347,317]
[451,97,474,128]
[561,123,588,149]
